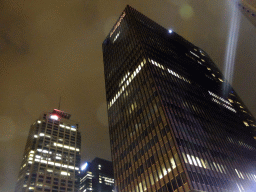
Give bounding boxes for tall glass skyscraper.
[102,5,256,192]
[15,109,81,192]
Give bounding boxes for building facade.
[80,157,115,192]
[102,5,256,192]
[15,109,81,192]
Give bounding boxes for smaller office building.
[80,157,115,192]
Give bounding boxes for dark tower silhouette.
[102,5,256,192]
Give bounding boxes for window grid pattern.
[15,112,81,192]
[103,5,256,192]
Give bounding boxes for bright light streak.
[223,1,241,94]
[168,29,173,33]
[81,162,88,171]
[50,115,59,120]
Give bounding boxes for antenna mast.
[58,96,61,110]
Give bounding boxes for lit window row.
[35,154,61,160]
[243,121,249,127]
[60,124,77,131]
[102,176,114,184]
[149,59,191,84]
[34,133,52,138]
[150,59,164,69]
[235,168,245,179]
[227,137,255,150]
[119,72,130,87]
[237,170,256,183]
[218,78,224,82]
[223,103,236,113]
[108,60,146,108]
[186,51,205,65]
[61,171,71,176]
[212,98,236,113]
[53,142,80,151]
[185,152,256,183]
[27,150,35,164]
[113,32,120,42]
[79,185,85,190]
[182,153,227,174]
[236,182,245,192]
[240,140,254,150]
[208,91,232,106]
[190,51,200,58]
[81,173,93,182]
[30,157,79,170]
[199,50,205,56]
[167,68,191,84]
[37,149,53,154]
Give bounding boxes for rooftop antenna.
[58,96,61,110]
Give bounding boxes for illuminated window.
[113,32,120,42]
[190,51,200,58]
[195,157,202,167]
[109,60,146,108]
[200,50,205,56]
[218,78,224,82]
[186,154,193,165]
[243,121,249,126]
[50,115,58,120]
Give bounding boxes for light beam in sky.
[223,0,241,95]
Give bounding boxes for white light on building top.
[50,115,59,120]
[81,162,88,171]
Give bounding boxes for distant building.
[237,0,256,26]
[102,5,256,192]
[80,157,115,192]
[15,109,81,192]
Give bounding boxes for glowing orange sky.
[1,0,256,191]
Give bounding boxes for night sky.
[1,0,256,191]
